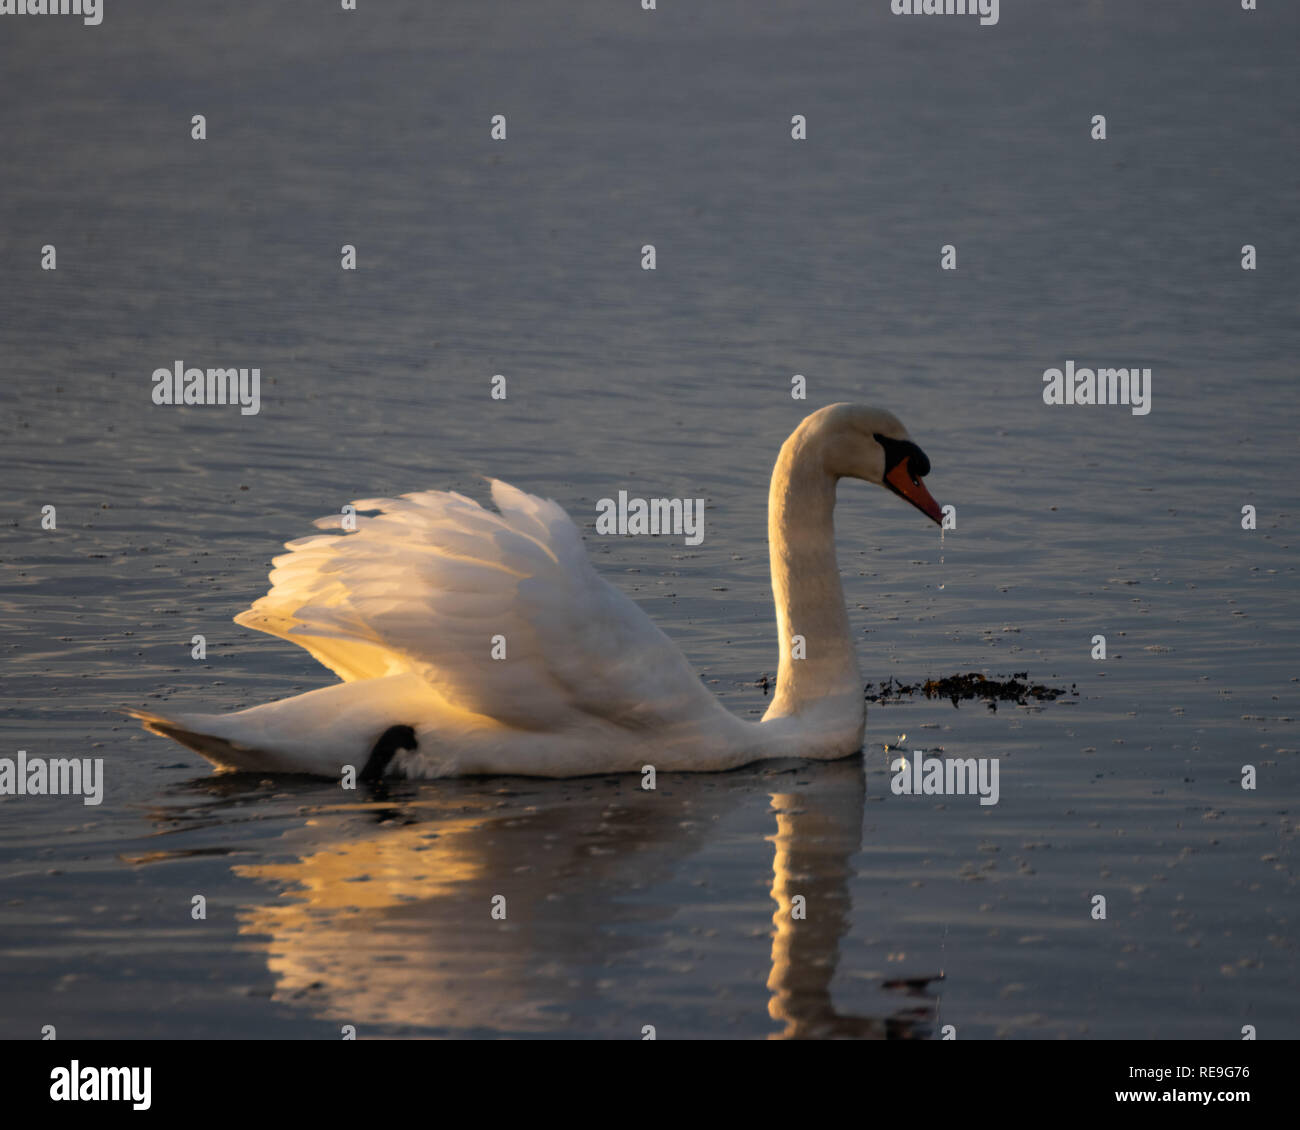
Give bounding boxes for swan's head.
[810,403,943,525]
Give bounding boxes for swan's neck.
[762,430,864,744]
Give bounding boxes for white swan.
[131,404,942,778]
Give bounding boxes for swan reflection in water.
[171,757,938,1038]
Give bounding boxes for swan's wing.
[234,480,724,731]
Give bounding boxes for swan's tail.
[125,708,281,773]
[126,677,431,777]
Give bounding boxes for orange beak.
[884,459,943,525]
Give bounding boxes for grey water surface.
[0,0,1296,1038]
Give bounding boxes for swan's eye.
[873,433,931,480]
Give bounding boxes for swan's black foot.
[360,724,418,781]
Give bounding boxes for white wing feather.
[233,480,725,734]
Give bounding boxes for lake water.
[0,0,1296,1039]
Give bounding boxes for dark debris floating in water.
[864,672,1077,708]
